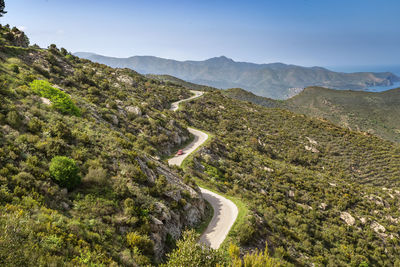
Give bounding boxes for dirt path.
[168,91,238,249]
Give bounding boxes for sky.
[2,0,400,67]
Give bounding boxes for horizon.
[75,52,400,76]
[2,0,400,68]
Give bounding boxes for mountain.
[74,52,400,99]
[224,87,400,143]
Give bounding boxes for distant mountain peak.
[206,56,234,63]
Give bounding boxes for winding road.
[168,90,238,249]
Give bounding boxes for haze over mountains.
[75,52,399,99]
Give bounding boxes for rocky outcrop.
[139,157,205,260]
[340,212,355,226]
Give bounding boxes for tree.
[161,230,228,267]
[49,156,81,190]
[0,0,6,17]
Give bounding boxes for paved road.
[170,90,204,111]
[168,127,208,166]
[168,91,238,249]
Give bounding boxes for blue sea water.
[325,65,400,92]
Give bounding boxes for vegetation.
[0,25,203,265]
[225,87,400,143]
[30,80,81,116]
[49,156,81,190]
[2,23,400,266]
[176,91,400,266]
[0,0,5,17]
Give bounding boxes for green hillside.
[285,87,400,143]
[146,74,216,92]
[177,91,400,266]
[2,23,400,266]
[224,87,400,143]
[0,25,204,266]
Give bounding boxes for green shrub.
[49,156,81,190]
[29,80,81,116]
[10,64,19,74]
[6,111,22,129]
[126,232,154,255]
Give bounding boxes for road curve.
[170,90,204,111]
[168,90,238,249]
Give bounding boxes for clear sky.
[2,0,400,67]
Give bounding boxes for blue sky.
[2,0,400,67]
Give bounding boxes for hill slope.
[224,87,400,143]
[177,91,400,266]
[74,52,399,99]
[0,25,205,265]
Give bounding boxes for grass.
[195,200,214,235]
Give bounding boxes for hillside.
[74,53,399,99]
[0,25,205,265]
[177,91,400,266]
[3,24,400,266]
[224,87,400,143]
[146,74,216,92]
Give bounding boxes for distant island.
[75,52,400,99]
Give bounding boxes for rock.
[288,190,295,198]
[173,132,182,145]
[40,97,51,105]
[110,115,119,125]
[164,190,181,202]
[360,217,367,224]
[61,202,70,210]
[306,137,318,145]
[126,106,142,116]
[371,221,386,234]
[263,166,274,172]
[329,182,337,187]
[340,212,355,226]
[117,75,133,85]
[319,203,328,210]
[305,145,320,153]
[60,188,68,197]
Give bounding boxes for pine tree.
[0,0,6,17]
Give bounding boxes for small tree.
[49,156,81,190]
[0,0,6,17]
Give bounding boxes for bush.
[10,64,19,74]
[29,80,81,116]
[6,111,22,129]
[161,230,228,267]
[49,156,81,190]
[126,232,154,255]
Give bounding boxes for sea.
[325,65,400,92]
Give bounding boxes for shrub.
[29,80,81,116]
[10,64,19,74]
[161,230,228,267]
[126,232,154,255]
[49,156,81,190]
[6,111,22,129]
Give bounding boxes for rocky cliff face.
[139,157,205,260]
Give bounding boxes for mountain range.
[74,52,400,99]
